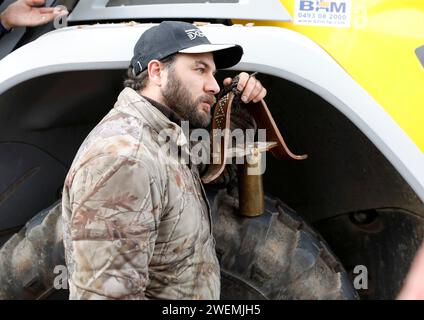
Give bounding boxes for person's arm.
[397,241,424,300]
[63,155,163,299]
[0,17,12,38]
[0,0,67,30]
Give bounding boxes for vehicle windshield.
[69,0,289,24]
[106,0,238,6]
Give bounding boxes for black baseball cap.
[130,21,244,76]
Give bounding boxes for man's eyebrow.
[194,60,217,75]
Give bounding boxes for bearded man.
[62,21,267,300]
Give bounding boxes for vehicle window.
[106,0,238,6]
[70,0,289,23]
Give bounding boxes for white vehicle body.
[0,23,423,204]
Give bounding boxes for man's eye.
[196,68,205,74]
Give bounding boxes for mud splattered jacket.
[62,88,221,299]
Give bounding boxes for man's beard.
[161,70,216,128]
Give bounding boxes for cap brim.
[179,44,243,69]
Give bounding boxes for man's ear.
[147,60,164,86]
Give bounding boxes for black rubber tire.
[0,201,65,300]
[0,190,358,300]
[208,188,358,300]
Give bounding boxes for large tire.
[208,188,358,300]
[0,201,65,300]
[0,189,358,299]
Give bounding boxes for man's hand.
[223,72,267,104]
[0,0,68,29]
[398,241,424,300]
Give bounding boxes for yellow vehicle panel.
[237,0,424,152]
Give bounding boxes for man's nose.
[205,75,220,95]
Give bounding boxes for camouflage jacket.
[62,88,221,300]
